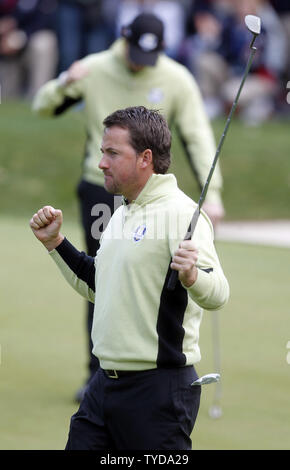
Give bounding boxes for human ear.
[139,149,153,169]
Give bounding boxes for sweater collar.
[123,173,178,207]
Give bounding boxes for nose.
[99,154,109,170]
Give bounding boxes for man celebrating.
[33,12,225,399]
[30,106,229,450]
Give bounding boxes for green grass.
[0,100,290,220]
[171,118,290,220]
[0,217,85,450]
[0,101,84,220]
[193,241,290,450]
[1,217,290,450]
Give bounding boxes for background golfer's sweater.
[33,39,222,205]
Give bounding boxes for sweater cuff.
[183,268,212,298]
[48,237,82,270]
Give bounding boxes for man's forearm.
[49,238,96,303]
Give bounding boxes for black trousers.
[65,366,201,450]
[77,180,122,379]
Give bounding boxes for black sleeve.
[54,96,83,116]
[56,238,95,292]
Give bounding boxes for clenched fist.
[30,205,64,251]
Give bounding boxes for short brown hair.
[103,106,171,174]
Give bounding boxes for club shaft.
[198,45,257,216]
[167,44,258,291]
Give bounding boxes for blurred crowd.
[0,0,289,123]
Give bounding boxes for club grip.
[167,269,178,291]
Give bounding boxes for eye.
[101,148,118,157]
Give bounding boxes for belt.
[103,365,193,379]
[103,369,148,379]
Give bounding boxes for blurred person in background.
[180,0,236,118]
[269,0,290,82]
[0,0,58,100]
[57,0,119,71]
[181,0,287,124]
[32,12,225,403]
[223,0,287,124]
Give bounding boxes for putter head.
[191,373,220,386]
[245,15,261,36]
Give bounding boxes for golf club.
[167,14,261,292]
[191,373,220,386]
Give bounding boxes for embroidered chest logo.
[133,224,147,243]
[147,88,164,104]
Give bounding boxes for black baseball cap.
[121,13,164,66]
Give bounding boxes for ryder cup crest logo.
[133,224,147,242]
[147,88,164,104]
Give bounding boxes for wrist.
[43,234,64,252]
[181,266,198,288]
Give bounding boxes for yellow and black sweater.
[50,174,229,371]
